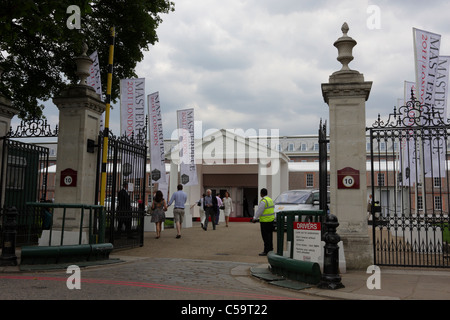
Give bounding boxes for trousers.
[260,221,273,253]
[204,207,216,230]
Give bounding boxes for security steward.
[252,188,275,256]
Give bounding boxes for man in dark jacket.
[203,189,218,231]
[117,181,132,237]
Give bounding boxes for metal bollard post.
[0,207,18,266]
[318,214,344,289]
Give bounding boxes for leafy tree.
[0,0,175,119]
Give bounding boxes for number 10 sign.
[337,167,360,189]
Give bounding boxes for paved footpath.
[1,221,450,307]
[0,222,324,302]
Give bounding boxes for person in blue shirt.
[168,184,188,239]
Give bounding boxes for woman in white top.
[222,191,233,227]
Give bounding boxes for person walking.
[151,190,167,239]
[197,193,206,229]
[117,181,132,238]
[222,191,233,227]
[215,194,223,225]
[202,189,217,231]
[367,194,373,220]
[243,196,250,217]
[252,188,275,256]
[168,184,188,239]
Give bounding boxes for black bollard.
[318,214,344,289]
[0,207,18,266]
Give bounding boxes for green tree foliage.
[0,0,175,119]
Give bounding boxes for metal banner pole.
[100,26,116,206]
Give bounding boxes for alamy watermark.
[66,5,81,30]
[366,265,381,289]
[366,4,381,30]
[66,265,81,290]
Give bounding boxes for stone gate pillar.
[0,66,19,209]
[321,23,373,269]
[49,45,105,243]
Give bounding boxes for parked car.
[273,189,330,230]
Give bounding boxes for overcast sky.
[20,0,450,139]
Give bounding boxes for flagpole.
[100,26,116,206]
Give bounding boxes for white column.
[167,161,178,218]
[258,163,268,197]
[271,158,281,199]
[280,160,289,194]
[182,185,192,228]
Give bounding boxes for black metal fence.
[0,138,49,246]
[25,202,106,246]
[368,93,450,268]
[95,127,147,250]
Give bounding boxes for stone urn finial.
[334,22,357,72]
[74,43,93,85]
[341,22,349,36]
[81,43,88,56]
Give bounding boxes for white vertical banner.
[87,51,103,100]
[177,108,198,186]
[431,56,450,178]
[120,78,146,139]
[148,92,167,185]
[87,51,104,130]
[413,28,441,178]
[435,56,450,120]
[413,28,441,109]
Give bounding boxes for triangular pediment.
[165,128,289,164]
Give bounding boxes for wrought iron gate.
[0,138,50,246]
[368,92,450,268]
[318,119,329,214]
[95,127,147,250]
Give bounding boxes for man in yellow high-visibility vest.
[252,188,275,256]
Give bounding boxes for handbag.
[147,205,154,216]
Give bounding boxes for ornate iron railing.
[367,93,450,268]
[7,118,58,138]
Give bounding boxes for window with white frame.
[377,173,385,186]
[434,196,442,210]
[301,143,307,151]
[306,174,314,187]
[393,142,399,151]
[288,143,294,151]
[434,177,441,187]
[417,195,423,211]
